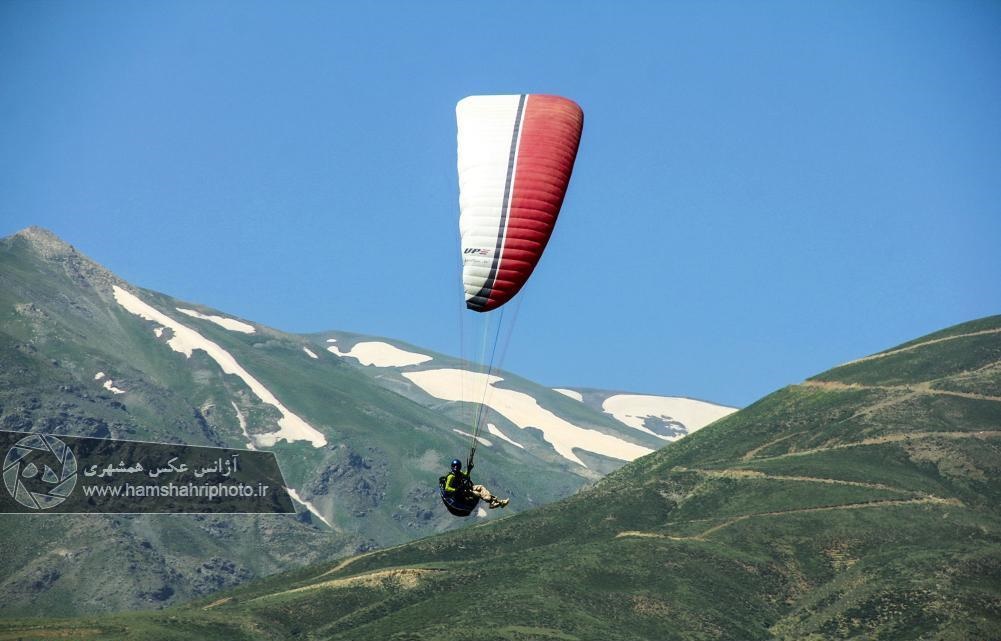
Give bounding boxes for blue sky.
[2,1,999,407]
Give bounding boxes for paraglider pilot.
[444,459,508,509]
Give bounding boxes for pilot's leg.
[472,484,493,501]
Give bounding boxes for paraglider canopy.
[457,94,584,312]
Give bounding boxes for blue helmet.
[450,459,462,471]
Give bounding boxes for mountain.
[0,227,734,616]
[18,315,999,640]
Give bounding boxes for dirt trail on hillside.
[680,467,914,493]
[318,550,379,578]
[732,376,1001,463]
[202,596,232,610]
[0,628,107,639]
[744,430,1001,464]
[741,432,805,462]
[617,495,962,542]
[839,327,1001,367]
[247,567,444,604]
[800,379,1001,403]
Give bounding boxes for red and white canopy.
[457,94,584,312]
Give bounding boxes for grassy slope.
[12,315,998,640]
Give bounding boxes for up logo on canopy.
[2,434,78,510]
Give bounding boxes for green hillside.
[11,315,999,640]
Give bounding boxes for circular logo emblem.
[2,434,78,510]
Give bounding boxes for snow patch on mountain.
[231,402,256,451]
[487,423,525,449]
[94,372,125,393]
[452,428,492,447]
[303,347,318,359]
[176,308,255,333]
[287,488,333,529]
[327,339,432,367]
[102,380,126,394]
[113,286,327,448]
[553,388,583,401]
[602,394,736,440]
[404,369,653,467]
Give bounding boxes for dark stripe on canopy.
[467,93,526,312]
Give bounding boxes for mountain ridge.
[0,227,735,616]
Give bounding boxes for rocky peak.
[12,226,78,258]
[6,226,120,294]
